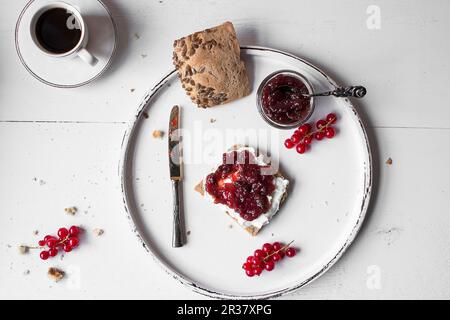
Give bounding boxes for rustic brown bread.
[172,22,251,108]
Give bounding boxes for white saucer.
[15,0,117,88]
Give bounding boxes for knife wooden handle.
[172,179,184,248]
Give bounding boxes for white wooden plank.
[0,123,448,299]
[0,0,449,128]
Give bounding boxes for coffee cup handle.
[77,48,98,66]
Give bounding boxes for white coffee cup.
[30,2,97,66]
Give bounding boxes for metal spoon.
[275,85,367,98]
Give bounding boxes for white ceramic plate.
[15,0,117,88]
[120,46,372,299]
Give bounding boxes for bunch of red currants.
[242,241,297,277]
[284,113,338,154]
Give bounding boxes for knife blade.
[168,105,184,247]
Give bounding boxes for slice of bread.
[195,145,289,235]
[172,22,251,108]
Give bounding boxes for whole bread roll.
[172,22,251,108]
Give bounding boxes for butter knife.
[168,105,184,248]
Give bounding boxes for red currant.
[262,243,273,253]
[304,136,313,145]
[69,226,79,236]
[254,267,263,276]
[38,240,46,247]
[272,253,282,262]
[284,138,294,149]
[246,256,254,264]
[49,248,58,257]
[315,132,325,141]
[291,134,301,144]
[254,249,265,258]
[325,127,335,138]
[40,251,49,260]
[68,237,79,248]
[316,119,326,129]
[286,247,296,257]
[272,242,282,251]
[298,124,311,135]
[47,238,57,248]
[242,262,252,270]
[296,143,307,154]
[326,113,337,124]
[279,250,285,259]
[63,244,72,253]
[57,228,69,239]
[264,261,275,271]
[246,269,255,277]
[251,256,262,266]
[43,235,54,242]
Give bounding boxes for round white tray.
[120,46,372,299]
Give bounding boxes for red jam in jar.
[261,74,312,125]
[204,150,276,221]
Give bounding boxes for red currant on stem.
[326,113,337,124]
[304,135,313,145]
[254,249,265,258]
[296,143,307,154]
[58,228,69,239]
[40,251,49,260]
[242,262,252,270]
[264,260,275,271]
[286,247,297,257]
[316,119,326,129]
[315,131,325,141]
[325,127,335,139]
[272,242,282,251]
[298,123,310,135]
[246,269,255,277]
[254,267,263,276]
[291,134,301,144]
[49,248,58,257]
[68,237,79,248]
[47,238,57,248]
[38,240,46,247]
[284,139,295,149]
[262,243,273,253]
[69,226,79,236]
[63,244,72,253]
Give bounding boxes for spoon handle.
[311,86,367,98]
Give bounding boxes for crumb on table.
[186,231,191,236]
[48,267,64,282]
[386,157,393,165]
[64,207,77,215]
[152,130,164,139]
[209,118,216,123]
[93,228,104,236]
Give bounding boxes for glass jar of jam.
[257,70,315,129]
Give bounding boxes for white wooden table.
[1,0,449,299]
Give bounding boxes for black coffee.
[35,8,82,54]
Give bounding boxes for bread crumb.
[386,157,393,165]
[141,54,147,58]
[130,88,135,93]
[152,130,164,139]
[64,207,77,215]
[23,269,30,275]
[134,33,140,40]
[209,118,216,123]
[33,230,39,236]
[18,245,29,254]
[143,111,149,119]
[93,228,104,236]
[48,267,64,282]
[186,231,191,236]
[228,225,233,229]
